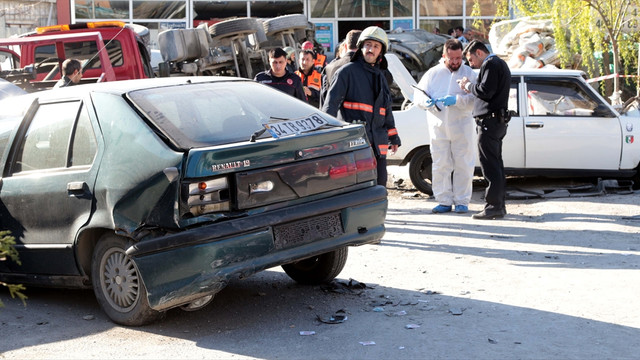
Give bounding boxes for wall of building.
[0,0,56,37]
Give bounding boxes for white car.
[386,54,640,194]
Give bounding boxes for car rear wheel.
[282,247,348,285]
[91,234,163,326]
[408,147,434,195]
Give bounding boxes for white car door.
[523,76,621,170]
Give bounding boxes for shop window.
[419,0,462,16]
[338,0,362,17]
[310,0,335,18]
[133,1,186,19]
[366,0,390,17]
[465,0,497,16]
[75,0,130,19]
[393,0,412,17]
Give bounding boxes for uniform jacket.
[468,54,511,117]
[254,69,307,102]
[321,51,400,158]
[295,67,322,108]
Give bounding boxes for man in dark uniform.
[254,48,307,102]
[320,29,361,107]
[322,26,401,187]
[459,40,511,220]
[54,59,82,88]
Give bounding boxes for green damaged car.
[0,77,387,325]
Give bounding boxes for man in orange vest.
[295,50,322,108]
[301,41,326,71]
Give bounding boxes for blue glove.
[438,95,457,106]
[424,98,436,108]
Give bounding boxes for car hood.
[385,53,417,103]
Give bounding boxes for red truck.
[0,21,153,91]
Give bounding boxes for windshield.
[127,80,345,148]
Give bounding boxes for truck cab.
[0,21,154,91]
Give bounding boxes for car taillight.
[354,148,377,183]
[187,177,230,216]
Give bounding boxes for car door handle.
[67,181,87,193]
[525,122,544,128]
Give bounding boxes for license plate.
[273,212,343,249]
[264,113,329,138]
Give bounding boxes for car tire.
[209,18,258,40]
[91,234,163,326]
[282,247,348,285]
[263,14,309,36]
[409,147,434,195]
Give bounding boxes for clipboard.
[411,84,441,112]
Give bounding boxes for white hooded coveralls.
[415,61,476,206]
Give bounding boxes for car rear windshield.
[127,80,345,148]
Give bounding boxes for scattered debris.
[316,309,348,324]
[386,310,407,317]
[449,308,464,315]
[370,300,393,307]
[359,341,376,346]
[401,192,423,199]
[507,178,634,200]
[405,324,421,329]
[299,331,316,336]
[488,338,498,344]
[82,315,95,321]
[372,307,385,312]
[419,289,441,295]
[320,278,370,295]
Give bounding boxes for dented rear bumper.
[126,185,388,311]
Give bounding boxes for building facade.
[4,1,508,53]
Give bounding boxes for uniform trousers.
[476,116,508,212]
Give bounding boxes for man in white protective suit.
[414,38,476,214]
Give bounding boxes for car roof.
[28,76,251,98]
[510,68,586,78]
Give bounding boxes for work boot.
[471,208,506,220]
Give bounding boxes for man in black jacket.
[459,41,511,220]
[320,29,361,107]
[322,26,401,187]
[254,48,307,102]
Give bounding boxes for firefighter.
[321,26,401,187]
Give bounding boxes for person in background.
[301,40,327,70]
[455,26,469,44]
[415,39,476,214]
[254,48,307,102]
[322,26,401,187]
[54,59,82,88]
[283,46,297,74]
[320,29,362,107]
[458,40,511,220]
[433,26,441,35]
[295,49,322,108]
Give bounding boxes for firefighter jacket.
[314,53,327,70]
[321,51,401,158]
[296,67,322,108]
[254,69,307,102]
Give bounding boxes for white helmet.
[356,26,389,55]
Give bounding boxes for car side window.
[70,105,97,167]
[509,78,520,116]
[526,78,606,117]
[12,101,81,173]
